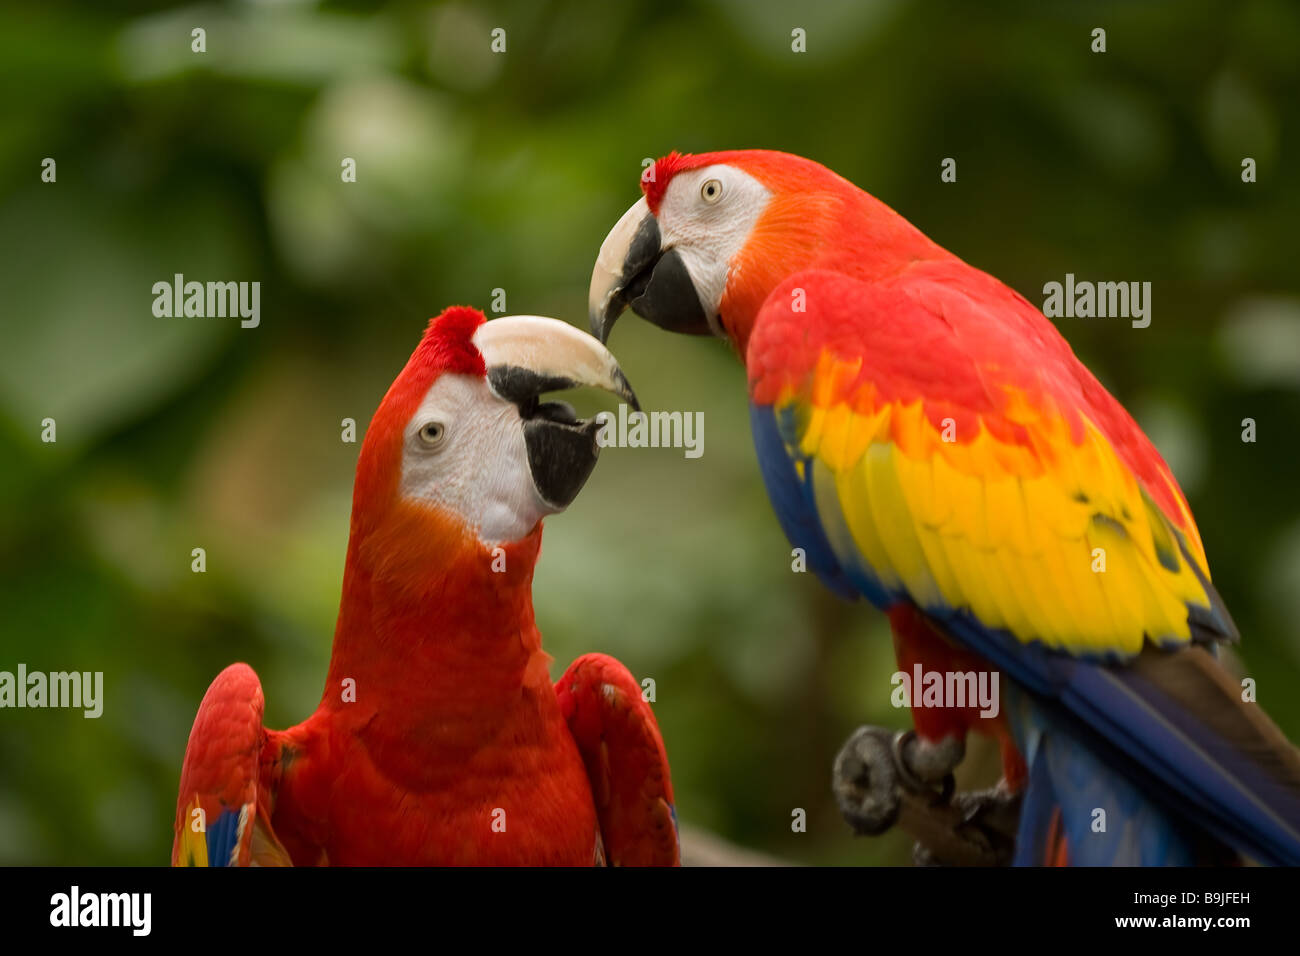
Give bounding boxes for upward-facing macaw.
[588,148,1300,865]
[173,307,679,866]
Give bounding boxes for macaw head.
[588,149,942,355]
[350,306,637,572]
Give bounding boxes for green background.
[1,0,1298,865]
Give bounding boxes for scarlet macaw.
[589,149,1300,865]
[172,307,679,866]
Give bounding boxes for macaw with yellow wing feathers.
[589,149,1300,865]
[173,307,678,866]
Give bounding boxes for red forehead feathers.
[642,151,696,213]
[411,306,488,379]
[640,149,847,217]
[373,306,487,456]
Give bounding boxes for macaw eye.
[701,179,723,204]
[418,421,446,448]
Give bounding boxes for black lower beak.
[523,413,602,510]
[488,365,610,510]
[591,214,712,344]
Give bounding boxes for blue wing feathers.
[204,807,244,868]
[951,611,1300,865]
[1008,685,1203,865]
[751,403,859,601]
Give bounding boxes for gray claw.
[832,726,901,835]
[832,725,1023,866]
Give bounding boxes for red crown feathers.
[641,151,696,213]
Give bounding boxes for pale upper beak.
[473,314,639,411]
[587,197,711,345]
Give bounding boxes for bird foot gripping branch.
[832,726,1020,866]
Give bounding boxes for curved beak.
[588,197,711,344]
[473,314,637,510]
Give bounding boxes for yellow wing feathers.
[785,367,1213,656]
[176,797,211,866]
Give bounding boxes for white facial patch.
[398,373,554,544]
[655,164,771,325]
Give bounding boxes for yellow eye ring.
[701,178,723,203]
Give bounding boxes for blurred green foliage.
[1,0,1298,866]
